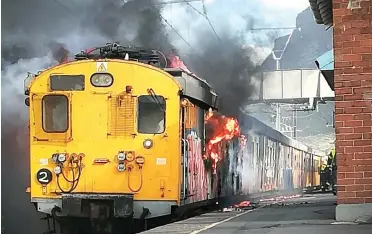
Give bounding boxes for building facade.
[309,0,372,222]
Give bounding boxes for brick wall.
[333,0,372,204]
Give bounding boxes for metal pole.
[293,105,297,139]
[276,103,281,131]
[292,108,295,138]
[272,52,281,131]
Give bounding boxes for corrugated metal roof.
[308,0,333,29]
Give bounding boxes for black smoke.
[2,1,266,233]
[184,31,260,117]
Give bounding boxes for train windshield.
[137,95,165,134]
[42,95,69,132]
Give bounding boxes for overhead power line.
[156,0,201,5]
[249,27,297,31]
[150,5,195,49]
[183,0,220,41]
[51,0,77,16]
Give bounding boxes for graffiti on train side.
[187,131,208,202]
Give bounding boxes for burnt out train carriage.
[218,112,325,199]
[25,44,324,234]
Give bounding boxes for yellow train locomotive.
[25,44,220,234]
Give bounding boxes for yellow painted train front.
[26,50,193,233]
[29,59,181,197]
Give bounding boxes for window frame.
[49,74,85,91]
[137,95,166,134]
[41,94,69,133]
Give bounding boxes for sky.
[161,0,311,57]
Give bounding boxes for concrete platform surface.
[198,194,372,234]
[141,193,372,234]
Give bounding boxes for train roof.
[164,68,218,109]
[238,111,324,156]
[74,43,219,109]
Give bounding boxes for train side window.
[42,95,69,132]
[137,95,166,134]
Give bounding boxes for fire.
[235,200,251,208]
[52,46,70,64]
[168,54,191,73]
[204,109,245,173]
[240,135,247,147]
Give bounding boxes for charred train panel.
[165,68,218,109]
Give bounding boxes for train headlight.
[117,152,126,161]
[91,73,113,87]
[117,163,126,172]
[143,139,153,149]
[54,166,62,175]
[58,154,67,163]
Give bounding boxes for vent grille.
[109,95,136,137]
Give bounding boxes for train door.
[310,153,314,187]
[274,142,279,190]
[180,99,189,204]
[180,98,208,203]
[260,136,266,191]
[279,144,284,189]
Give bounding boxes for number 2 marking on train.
[38,172,48,183]
[36,168,52,185]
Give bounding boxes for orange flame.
[240,135,247,147]
[204,109,245,173]
[52,46,70,64]
[168,54,191,73]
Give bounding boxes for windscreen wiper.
[147,88,165,112]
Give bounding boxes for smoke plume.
[2,1,270,233]
[184,31,261,116]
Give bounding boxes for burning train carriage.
[24,44,325,234]
[220,113,326,197]
[194,112,325,208]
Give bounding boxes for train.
[24,43,325,234]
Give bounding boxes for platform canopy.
[308,0,333,29]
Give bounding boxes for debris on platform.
[259,194,301,203]
[219,195,302,212]
[220,200,256,212]
[235,200,251,208]
[222,207,235,212]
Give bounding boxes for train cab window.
[137,95,165,134]
[42,95,68,132]
[50,75,85,91]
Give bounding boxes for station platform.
[141,194,372,234]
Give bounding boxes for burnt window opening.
[42,95,68,133]
[50,75,85,91]
[137,95,165,134]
